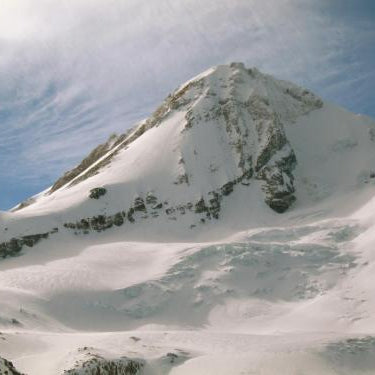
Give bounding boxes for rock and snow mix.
[0,357,24,375]
[1,63,375,374]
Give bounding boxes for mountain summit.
[43,62,323,214]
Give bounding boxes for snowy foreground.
[1,63,375,374]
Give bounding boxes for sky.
[0,0,374,210]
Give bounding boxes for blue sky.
[0,0,374,210]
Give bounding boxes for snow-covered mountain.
[2,63,375,374]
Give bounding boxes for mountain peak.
[10,63,375,242]
[17,63,322,216]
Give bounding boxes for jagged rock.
[11,196,36,212]
[89,215,113,231]
[145,192,157,205]
[256,149,297,213]
[221,181,235,196]
[80,219,90,230]
[89,187,107,199]
[175,65,303,213]
[177,206,186,215]
[49,133,122,194]
[127,208,135,223]
[0,357,25,375]
[208,192,221,219]
[166,207,176,215]
[64,222,77,229]
[0,231,52,259]
[65,125,144,188]
[194,198,208,214]
[63,354,145,375]
[174,173,189,185]
[267,194,296,213]
[64,210,127,233]
[248,92,297,212]
[133,197,146,212]
[284,87,323,110]
[113,212,125,226]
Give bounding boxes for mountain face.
[0,357,24,375]
[7,62,374,240]
[2,63,375,374]
[33,62,323,214]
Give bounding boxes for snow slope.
[1,63,375,374]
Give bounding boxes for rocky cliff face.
[148,62,321,213]
[0,357,24,375]
[49,133,124,194]
[63,356,144,375]
[0,229,57,259]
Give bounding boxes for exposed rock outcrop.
[11,197,36,212]
[176,64,321,212]
[0,229,57,259]
[89,187,107,199]
[0,357,25,375]
[62,348,144,375]
[63,358,143,375]
[49,133,124,194]
[250,95,297,213]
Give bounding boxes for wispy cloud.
[0,0,374,209]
